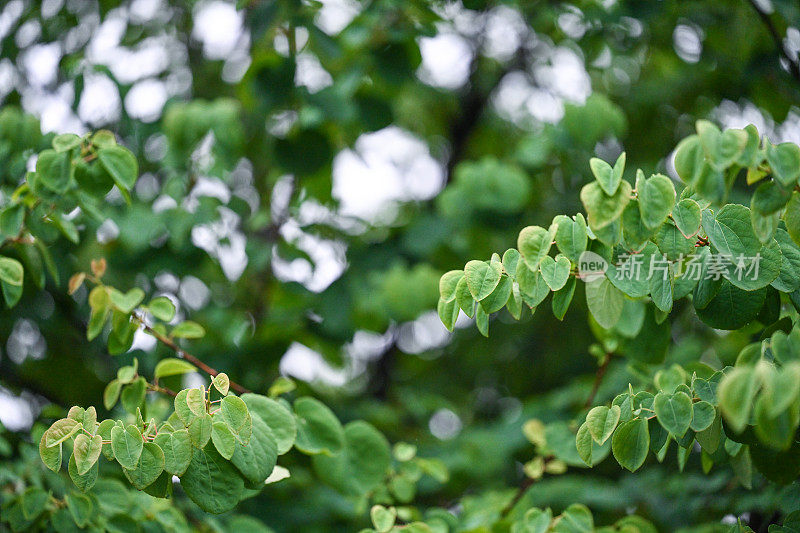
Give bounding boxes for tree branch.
[133,313,251,395]
[746,0,800,85]
[584,353,611,409]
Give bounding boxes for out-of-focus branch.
[747,0,800,85]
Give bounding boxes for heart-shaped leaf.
[111,424,143,470]
[672,198,702,237]
[464,260,502,301]
[540,254,571,291]
[580,180,632,230]
[653,391,693,437]
[611,417,650,472]
[586,405,621,445]
[518,224,556,270]
[109,288,145,314]
[637,172,675,230]
[590,156,622,196]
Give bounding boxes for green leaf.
[0,276,21,308]
[767,142,800,187]
[211,421,236,459]
[622,200,654,251]
[172,321,206,339]
[0,204,24,240]
[180,445,244,514]
[439,270,463,302]
[552,277,576,320]
[120,376,146,415]
[463,259,502,302]
[121,442,165,490]
[471,302,489,333]
[763,363,800,416]
[313,421,392,496]
[697,121,747,170]
[154,358,197,380]
[695,281,766,330]
[589,155,622,195]
[52,133,81,152]
[154,428,192,476]
[111,424,143,469]
[108,287,145,314]
[753,395,796,450]
[68,453,99,492]
[437,297,460,331]
[702,204,761,257]
[673,135,704,184]
[454,276,475,317]
[87,286,110,341]
[479,275,512,313]
[653,223,694,261]
[117,363,137,384]
[540,254,571,291]
[553,503,594,533]
[97,420,115,460]
[516,261,550,308]
[186,387,206,416]
[611,417,650,472]
[45,418,80,447]
[241,393,296,455]
[73,434,102,475]
[220,395,252,444]
[585,277,625,329]
[752,180,791,215]
[174,389,195,426]
[230,414,278,487]
[70,406,96,431]
[148,296,176,321]
[39,432,62,472]
[576,422,594,467]
[0,257,24,286]
[637,172,675,229]
[554,214,588,262]
[294,396,345,455]
[580,180,632,230]
[103,379,122,410]
[212,373,230,395]
[690,401,716,432]
[653,391,693,437]
[518,225,555,269]
[672,199,702,237]
[785,192,800,246]
[586,405,621,445]
[36,149,72,193]
[371,505,397,533]
[718,367,759,434]
[502,249,520,277]
[517,508,553,533]
[188,414,213,448]
[98,145,138,190]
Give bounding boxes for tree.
[1,0,800,531]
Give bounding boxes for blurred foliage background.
[1,0,800,530]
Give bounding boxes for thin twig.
[133,312,251,394]
[501,477,535,517]
[584,353,611,408]
[746,0,800,84]
[147,382,177,398]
